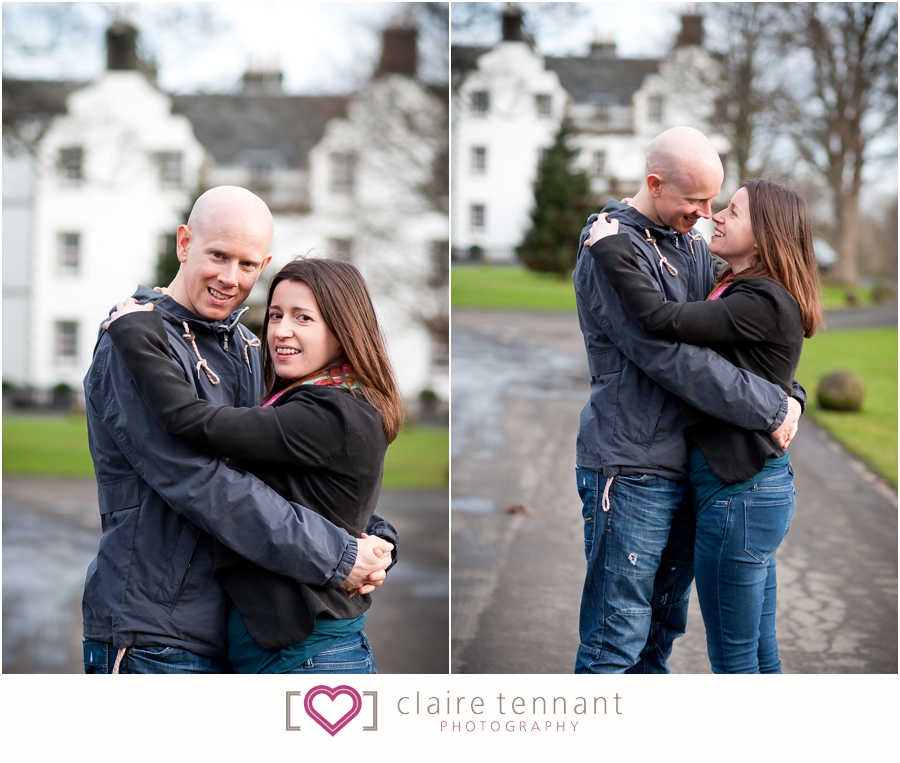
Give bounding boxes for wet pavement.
[451,308,898,674]
[1,480,448,674]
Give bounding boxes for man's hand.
[770,396,801,449]
[340,532,393,598]
[102,297,154,330]
[586,212,619,247]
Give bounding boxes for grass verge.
[2,414,449,490]
[453,265,886,313]
[795,327,897,487]
[452,265,576,311]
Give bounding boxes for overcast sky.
[451,2,686,58]
[2,2,447,94]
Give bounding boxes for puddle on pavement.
[451,326,584,462]
[452,496,495,513]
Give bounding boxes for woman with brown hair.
[104,257,404,673]
[587,178,822,673]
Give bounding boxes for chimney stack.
[376,26,418,77]
[502,4,523,42]
[106,22,140,71]
[675,14,704,48]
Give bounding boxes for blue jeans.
[575,468,693,673]
[284,632,377,674]
[83,640,229,673]
[694,465,795,673]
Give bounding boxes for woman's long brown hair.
[719,178,823,338]
[260,257,405,442]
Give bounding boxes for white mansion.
[2,23,449,410]
[451,8,734,263]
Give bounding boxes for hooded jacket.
[573,201,794,481]
[82,285,397,659]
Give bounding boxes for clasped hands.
[341,533,394,598]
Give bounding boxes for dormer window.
[535,94,552,119]
[471,91,489,117]
[58,147,83,186]
[330,153,356,195]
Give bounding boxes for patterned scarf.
[262,364,358,408]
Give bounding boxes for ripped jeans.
[575,468,694,673]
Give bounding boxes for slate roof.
[170,94,348,169]
[449,45,660,107]
[2,79,84,140]
[545,56,659,106]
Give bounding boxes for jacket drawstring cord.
[112,647,127,674]
[601,476,615,512]
[687,232,704,259]
[182,321,221,386]
[220,307,250,353]
[645,229,678,276]
[236,325,260,371]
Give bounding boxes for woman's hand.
[586,212,619,247]
[102,298,154,330]
[342,532,392,598]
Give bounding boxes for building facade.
[2,23,448,408]
[451,9,732,263]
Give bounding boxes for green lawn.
[795,327,897,487]
[453,265,883,313]
[452,264,576,311]
[2,414,449,489]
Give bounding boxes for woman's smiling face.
[266,279,341,381]
[709,186,758,272]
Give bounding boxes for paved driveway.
[451,308,897,674]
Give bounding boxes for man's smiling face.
[653,164,723,234]
[175,213,272,322]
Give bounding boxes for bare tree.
[774,2,898,286]
[705,3,784,182]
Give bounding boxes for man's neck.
[629,187,665,228]
[166,275,192,313]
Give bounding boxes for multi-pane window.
[55,321,78,364]
[330,153,356,194]
[429,240,449,287]
[329,238,353,262]
[156,152,183,188]
[57,233,80,276]
[648,95,664,122]
[535,94,552,119]
[596,102,610,124]
[470,204,485,233]
[471,90,489,117]
[58,147,83,186]
[471,146,487,175]
[592,150,606,178]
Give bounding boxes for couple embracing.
[82,186,402,674]
[574,127,822,674]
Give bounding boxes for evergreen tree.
[518,118,593,275]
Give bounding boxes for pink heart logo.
[304,685,362,736]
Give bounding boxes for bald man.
[573,128,802,673]
[82,186,395,674]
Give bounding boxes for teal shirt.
[689,445,791,517]
[227,606,365,674]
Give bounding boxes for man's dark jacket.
[82,286,397,659]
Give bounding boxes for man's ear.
[176,224,191,264]
[647,174,663,198]
[257,253,273,279]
